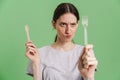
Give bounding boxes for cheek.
[57,28,64,34]
[72,28,77,34]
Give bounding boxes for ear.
[52,20,56,29]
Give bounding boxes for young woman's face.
[53,13,78,42]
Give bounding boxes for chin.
[64,39,72,42]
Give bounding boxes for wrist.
[32,58,40,64]
[32,60,41,80]
[32,61,40,69]
[32,61,40,65]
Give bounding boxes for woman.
[25,2,98,80]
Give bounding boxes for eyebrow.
[60,22,67,25]
[70,23,77,25]
[60,21,77,24]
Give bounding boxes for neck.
[52,38,75,51]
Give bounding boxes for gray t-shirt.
[26,44,84,80]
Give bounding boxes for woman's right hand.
[25,41,40,63]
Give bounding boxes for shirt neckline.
[49,44,78,53]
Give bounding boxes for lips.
[65,35,72,38]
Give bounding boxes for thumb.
[84,44,93,52]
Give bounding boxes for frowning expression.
[53,13,78,42]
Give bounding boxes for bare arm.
[25,41,41,80]
[32,62,41,80]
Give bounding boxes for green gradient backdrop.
[0,0,120,80]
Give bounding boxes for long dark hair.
[53,3,80,42]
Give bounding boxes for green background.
[0,0,120,80]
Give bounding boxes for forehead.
[57,13,77,23]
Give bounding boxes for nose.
[65,26,71,34]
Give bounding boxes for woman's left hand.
[78,44,98,80]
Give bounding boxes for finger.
[25,50,35,60]
[85,60,98,68]
[26,46,36,53]
[82,51,91,60]
[78,58,84,70]
[85,44,93,50]
[85,50,94,58]
[25,41,33,47]
[78,45,93,69]
[29,47,38,54]
[26,49,35,58]
[82,53,88,60]
[81,44,93,58]
[83,57,97,68]
[83,56,97,63]
[84,64,89,69]
[25,43,36,49]
[81,47,87,60]
[83,57,96,63]
[88,60,98,70]
[84,44,93,54]
[82,50,95,60]
[26,43,36,48]
[26,47,37,56]
[26,46,34,51]
[25,41,34,46]
[25,41,32,44]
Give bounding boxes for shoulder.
[73,44,84,57]
[37,45,52,62]
[37,45,51,53]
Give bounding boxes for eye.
[60,23,66,27]
[71,23,77,27]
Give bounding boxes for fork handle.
[84,26,88,45]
